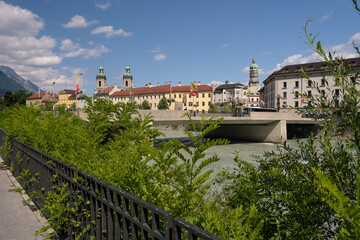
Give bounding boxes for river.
[158,130,303,177]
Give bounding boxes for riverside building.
[212,58,262,107]
[262,57,360,109]
[94,65,213,113]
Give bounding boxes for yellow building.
[55,89,77,108]
[94,65,213,113]
[109,83,213,113]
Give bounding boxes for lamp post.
[169,81,172,109]
[52,82,56,111]
[129,87,133,103]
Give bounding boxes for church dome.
[250,58,258,71]
[123,65,133,78]
[97,65,105,77]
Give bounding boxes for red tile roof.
[110,84,212,97]
[264,57,360,83]
[96,86,114,95]
[27,92,58,100]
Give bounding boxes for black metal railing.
[0,128,222,240]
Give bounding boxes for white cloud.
[0,1,61,69]
[0,1,44,37]
[154,54,167,61]
[63,15,96,28]
[60,39,79,51]
[0,2,94,92]
[319,10,333,23]
[208,81,225,87]
[60,38,109,58]
[84,44,109,58]
[95,2,111,10]
[221,43,229,48]
[91,26,132,38]
[148,47,161,53]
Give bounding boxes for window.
[283,92,287,99]
[321,90,325,96]
[308,90,312,97]
[126,81,128,87]
[295,81,299,88]
[307,80,312,87]
[283,82,287,89]
[189,102,193,106]
[335,89,340,96]
[99,81,101,87]
[202,102,205,106]
[295,101,299,107]
[335,78,339,86]
[174,94,176,98]
[209,102,211,106]
[150,103,152,107]
[208,93,211,98]
[351,77,356,84]
[294,91,299,99]
[202,93,205,98]
[179,94,181,98]
[202,110,205,113]
[321,78,325,86]
[154,103,156,107]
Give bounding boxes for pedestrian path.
[0,157,47,240]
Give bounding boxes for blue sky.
[0,0,359,94]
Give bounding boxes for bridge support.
[205,120,287,143]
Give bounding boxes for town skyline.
[1,0,359,95]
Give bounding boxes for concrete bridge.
[137,109,317,143]
[78,109,317,143]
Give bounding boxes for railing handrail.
[0,128,222,240]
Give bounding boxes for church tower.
[96,65,107,90]
[249,58,259,87]
[123,65,133,90]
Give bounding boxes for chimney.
[157,82,160,86]
[145,84,148,87]
[114,82,117,86]
[165,81,167,85]
[149,83,152,88]
[225,80,229,85]
[178,81,181,86]
[197,81,201,85]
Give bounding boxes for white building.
[263,57,360,109]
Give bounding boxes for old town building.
[263,57,360,109]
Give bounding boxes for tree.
[208,103,220,113]
[0,90,32,110]
[141,100,151,109]
[157,97,169,110]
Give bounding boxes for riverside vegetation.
[2,2,360,238]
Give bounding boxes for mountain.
[0,66,39,96]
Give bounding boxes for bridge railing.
[0,128,222,240]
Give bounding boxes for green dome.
[123,65,133,78]
[250,58,258,71]
[97,65,105,77]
